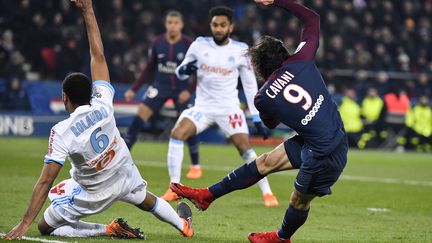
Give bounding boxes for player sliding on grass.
[171,0,348,242]
[162,5,279,208]
[4,0,193,240]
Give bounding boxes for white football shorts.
[178,106,249,137]
[43,163,147,228]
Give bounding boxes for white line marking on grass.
[135,160,432,187]
[0,233,71,243]
[367,208,390,212]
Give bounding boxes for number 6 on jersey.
[90,127,109,153]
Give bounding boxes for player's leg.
[134,192,193,237]
[38,216,109,238]
[122,165,193,237]
[224,107,279,206]
[230,133,279,206]
[175,99,202,179]
[250,136,349,242]
[163,107,210,201]
[124,87,165,149]
[124,104,154,149]
[248,189,315,243]
[40,179,142,239]
[162,116,196,201]
[185,135,202,179]
[170,141,294,210]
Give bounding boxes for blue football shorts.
[284,135,348,197]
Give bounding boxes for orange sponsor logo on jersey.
[201,63,232,76]
[88,137,117,171]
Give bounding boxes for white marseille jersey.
[176,37,260,116]
[44,81,132,192]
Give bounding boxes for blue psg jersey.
[131,34,193,94]
[255,61,345,156]
[254,0,345,156]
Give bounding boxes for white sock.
[167,138,184,183]
[150,197,184,231]
[242,148,273,195]
[50,221,106,237]
[257,177,273,195]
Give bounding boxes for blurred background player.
[4,0,193,240]
[162,6,279,207]
[123,11,202,179]
[170,0,348,242]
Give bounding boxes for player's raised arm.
[257,0,320,61]
[74,0,110,83]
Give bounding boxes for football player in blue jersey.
[170,0,348,242]
[123,11,202,179]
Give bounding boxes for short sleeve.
[44,128,68,166]
[92,80,115,107]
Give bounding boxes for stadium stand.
[0,0,431,150]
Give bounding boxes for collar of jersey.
[211,37,231,48]
[70,105,92,117]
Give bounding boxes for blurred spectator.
[380,89,411,150]
[0,0,430,89]
[3,77,30,111]
[357,87,384,149]
[405,95,432,152]
[361,87,384,124]
[339,88,363,147]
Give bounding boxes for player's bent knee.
[171,127,188,141]
[137,105,153,121]
[258,152,284,174]
[38,218,53,236]
[289,190,315,210]
[256,152,275,175]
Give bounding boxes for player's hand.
[178,90,191,104]
[254,0,274,6]
[3,221,30,240]
[72,0,93,12]
[124,89,136,102]
[178,60,198,76]
[254,121,270,140]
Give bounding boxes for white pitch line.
[134,160,432,187]
[0,233,71,243]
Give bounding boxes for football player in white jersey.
[4,0,193,240]
[161,6,279,207]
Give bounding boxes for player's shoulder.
[230,39,248,48]
[181,35,194,45]
[152,34,167,46]
[51,117,71,136]
[193,36,213,46]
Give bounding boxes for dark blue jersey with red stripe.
[254,0,345,156]
[131,34,193,95]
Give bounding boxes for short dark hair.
[209,6,234,23]
[165,10,183,21]
[62,72,92,106]
[247,36,290,80]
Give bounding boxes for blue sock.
[208,160,264,198]
[186,135,200,166]
[125,116,144,149]
[277,206,309,240]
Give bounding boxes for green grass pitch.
[0,137,431,242]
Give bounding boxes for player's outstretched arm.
[3,163,62,240]
[74,0,110,83]
[257,0,320,61]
